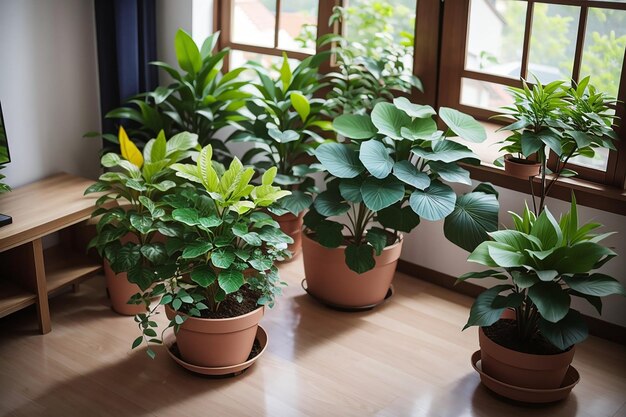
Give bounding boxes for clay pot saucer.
[301,279,394,312]
[165,326,268,377]
[471,351,580,403]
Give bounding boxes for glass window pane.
[344,0,415,73]
[460,78,514,112]
[456,121,510,166]
[232,0,276,48]
[569,148,610,171]
[230,50,300,80]
[465,0,527,78]
[528,4,579,83]
[277,0,318,54]
[580,8,626,98]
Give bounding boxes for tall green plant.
[305,98,500,273]
[230,53,332,216]
[461,196,624,351]
[93,30,250,162]
[496,76,618,214]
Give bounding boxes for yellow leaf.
[119,126,143,168]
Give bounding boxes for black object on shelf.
[0,213,11,227]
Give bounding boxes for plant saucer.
[471,350,580,403]
[301,279,394,312]
[165,326,268,377]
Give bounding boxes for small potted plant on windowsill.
[302,98,500,309]
[86,127,198,315]
[131,145,292,370]
[230,53,332,256]
[461,196,624,401]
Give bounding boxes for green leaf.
[366,227,388,256]
[268,128,299,143]
[393,161,430,190]
[393,97,436,118]
[467,241,498,267]
[530,208,562,249]
[314,191,350,217]
[150,130,167,162]
[409,180,456,221]
[290,92,310,122]
[520,131,544,157]
[174,29,202,74]
[428,161,471,185]
[511,270,539,288]
[458,269,508,282]
[376,204,421,233]
[412,140,477,163]
[371,102,411,140]
[528,281,571,323]
[218,270,244,294]
[550,242,616,274]
[492,292,524,309]
[130,213,153,234]
[487,244,526,267]
[190,265,217,287]
[249,257,273,271]
[345,244,376,274]
[359,139,393,179]
[172,208,200,226]
[279,53,292,92]
[211,249,236,269]
[444,192,499,252]
[279,190,312,216]
[339,178,363,203]
[315,143,364,178]
[538,310,588,350]
[439,107,486,142]
[401,118,438,141]
[182,241,213,259]
[463,285,513,329]
[361,177,405,212]
[333,114,377,139]
[563,274,626,297]
[314,220,345,248]
[140,243,167,264]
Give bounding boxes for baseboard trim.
[397,260,626,346]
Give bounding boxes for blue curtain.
[94,0,157,136]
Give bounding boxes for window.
[215,0,626,188]
[439,0,626,187]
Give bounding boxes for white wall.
[401,183,626,328]
[0,0,101,188]
[156,0,193,84]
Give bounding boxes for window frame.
[438,0,626,188]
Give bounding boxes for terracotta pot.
[104,260,147,316]
[272,212,305,258]
[504,154,541,179]
[479,313,575,389]
[301,233,403,308]
[165,304,264,367]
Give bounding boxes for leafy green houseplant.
[0,166,9,194]
[93,30,250,163]
[130,145,293,366]
[86,127,198,314]
[301,97,500,308]
[461,196,624,390]
[496,77,618,214]
[230,53,332,253]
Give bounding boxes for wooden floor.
[1,253,625,417]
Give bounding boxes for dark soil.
[307,230,399,247]
[483,319,569,355]
[180,286,262,319]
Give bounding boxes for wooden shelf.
[44,245,102,293]
[0,280,36,318]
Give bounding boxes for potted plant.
[495,76,617,189]
[131,145,293,367]
[88,29,250,163]
[230,53,332,256]
[302,98,500,308]
[85,127,198,315]
[461,196,624,395]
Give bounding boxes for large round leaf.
[360,177,405,212]
[314,143,364,178]
[359,139,394,179]
[333,114,377,139]
[443,191,499,252]
[313,191,350,217]
[393,97,436,118]
[428,161,472,185]
[377,204,421,233]
[345,244,376,274]
[279,190,312,215]
[339,178,363,203]
[409,180,456,221]
[400,117,438,141]
[218,270,244,294]
[439,107,486,143]
[412,140,477,163]
[371,102,411,140]
[538,310,588,351]
[393,161,430,190]
[528,281,571,323]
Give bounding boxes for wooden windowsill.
[464,162,626,216]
